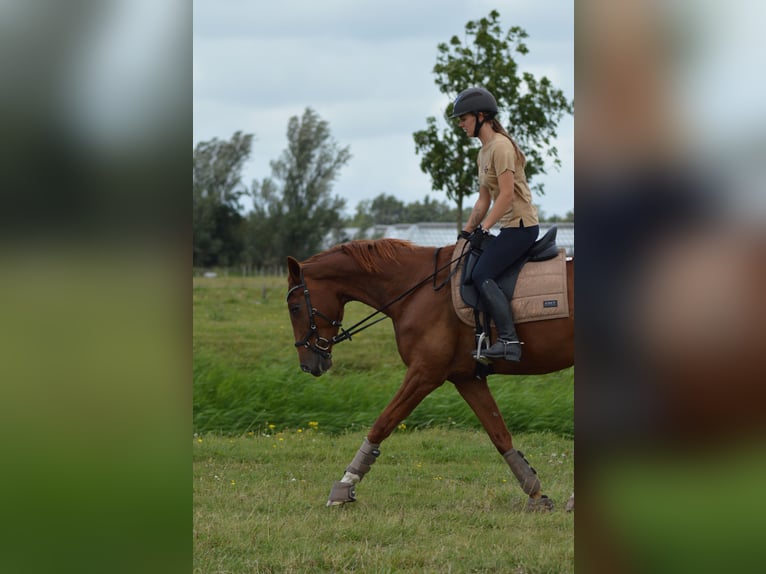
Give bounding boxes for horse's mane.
[306,239,417,273]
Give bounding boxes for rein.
[287,244,469,357]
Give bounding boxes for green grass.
[194,429,574,574]
[194,276,574,573]
[193,276,573,437]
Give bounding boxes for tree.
[404,195,458,223]
[250,108,350,264]
[193,131,253,267]
[347,199,376,230]
[368,194,406,225]
[346,193,458,227]
[539,209,574,223]
[413,11,573,230]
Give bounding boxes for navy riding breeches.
[471,225,539,286]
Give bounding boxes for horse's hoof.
[525,494,554,512]
[565,493,574,512]
[326,481,356,507]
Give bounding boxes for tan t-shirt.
[477,133,538,228]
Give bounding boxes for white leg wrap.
[340,471,361,485]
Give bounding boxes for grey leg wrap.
[327,481,356,504]
[345,438,381,480]
[503,448,541,496]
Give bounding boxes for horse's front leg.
[454,378,554,512]
[326,366,443,507]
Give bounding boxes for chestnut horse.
[286,238,573,510]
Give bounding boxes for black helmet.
[449,87,498,118]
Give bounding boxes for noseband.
[286,278,348,360]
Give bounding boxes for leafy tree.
[347,194,406,229]
[346,193,458,228]
[368,194,406,225]
[250,108,350,264]
[413,11,573,229]
[539,209,574,223]
[404,195,458,223]
[347,199,376,230]
[193,131,253,267]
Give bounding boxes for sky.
[193,0,574,219]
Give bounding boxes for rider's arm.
[463,185,492,233]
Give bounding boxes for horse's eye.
[289,304,301,315]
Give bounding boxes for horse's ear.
[287,256,302,282]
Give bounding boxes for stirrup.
[471,332,492,365]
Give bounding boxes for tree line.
[193,11,573,270]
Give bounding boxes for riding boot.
[478,279,522,362]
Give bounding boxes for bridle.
[286,245,470,360]
[286,272,350,360]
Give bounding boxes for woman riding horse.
[454,87,540,363]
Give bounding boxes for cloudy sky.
[193,0,574,219]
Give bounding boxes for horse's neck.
[319,249,431,310]
[344,262,412,309]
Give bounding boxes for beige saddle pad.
[450,240,570,326]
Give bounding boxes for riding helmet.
[449,87,499,118]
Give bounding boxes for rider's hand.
[467,225,489,250]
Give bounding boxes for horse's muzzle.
[301,356,332,377]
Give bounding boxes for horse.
[286,238,574,510]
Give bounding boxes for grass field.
[193,274,574,573]
[194,429,574,574]
[193,276,573,437]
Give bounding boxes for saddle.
[450,226,570,327]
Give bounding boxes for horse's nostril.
[301,365,311,373]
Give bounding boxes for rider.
[453,87,540,362]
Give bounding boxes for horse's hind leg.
[326,367,443,507]
[454,378,554,512]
